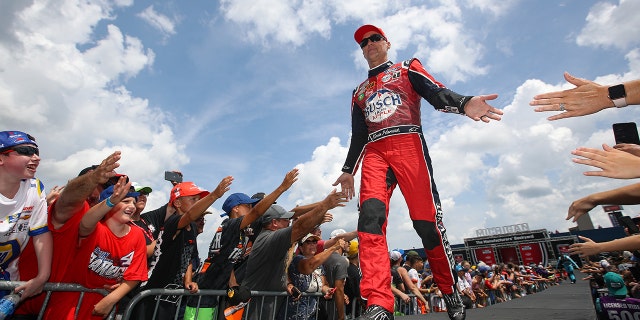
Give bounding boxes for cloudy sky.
[2,0,640,257]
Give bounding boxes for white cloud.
[576,0,640,50]
[0,0,187,197]
[137,5,178,42]
[219,0,489,83]
[465,0,517,16]
[219,0,332,47]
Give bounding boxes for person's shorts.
[183,306,217,320]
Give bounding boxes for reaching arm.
[297,240,346,275]
[290,190,348,244]
[569,235,640,257]
[323,230,357,250]
[79,178,131,237]
[571,144,640,179]
[177,176,233,229]
[567,183,640,222]
[240,169,298,229]
[530,72,640,121]
[52,151,121,229]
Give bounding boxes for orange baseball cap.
[170,182,209,205]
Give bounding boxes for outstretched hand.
[109,177,132,204]
[566,196,597,223]
[91,151,121,185]
[568,236,599,257]
[280,168,299,191]
[332,173,355,200]
[572,144,640,179]
[212,176,234,198]
[323,189,349,210]
[530,72,611,121]
[464,94,503,122]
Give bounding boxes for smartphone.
[164,171,183,183]
[618,215,640,235]
[290,286,302,299]
[613,122,640,145]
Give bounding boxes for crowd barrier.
[0,278,553,319]
[0,281,112,319]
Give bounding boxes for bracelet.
[105,197,115,208]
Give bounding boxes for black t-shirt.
[345,263,362,309]
[200,217,249,288]
[144,214,197,289]
[140,203,170,240]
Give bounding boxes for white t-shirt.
[408,268,421,287]
[457,275,471,293]
[0,178,48,280]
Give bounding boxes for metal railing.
[0,279,554,319]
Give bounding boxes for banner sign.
[466,231,548,247]
[519,243,545,266]
[473,247,496,265]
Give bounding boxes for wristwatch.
[608,84,628,108]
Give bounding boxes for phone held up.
[613,122,640,145]
[164,171,183,183]
[290,286,302,299]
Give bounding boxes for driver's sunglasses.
[359,34,385,48]
[1,145,39,157]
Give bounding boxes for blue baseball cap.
[0,131,37,152]
[222,193,260,214]
[99,185,140,203]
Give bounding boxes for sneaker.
[356,305,394,320]
[443,292,466,320]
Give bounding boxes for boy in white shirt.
[0,131,52,299]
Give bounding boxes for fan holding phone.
[282,235,347,320]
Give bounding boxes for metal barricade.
[0,279,556,319]
[0,281,111,320]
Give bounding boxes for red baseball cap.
[170,182,210,205]
[354,24,386,44]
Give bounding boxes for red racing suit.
[342,59,472,312]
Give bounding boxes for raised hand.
[212,176,234,198]
[91,151,121,185]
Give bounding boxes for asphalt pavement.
[403,272,597,320]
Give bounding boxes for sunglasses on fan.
[1,145,39,157]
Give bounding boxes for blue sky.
[2,0,640,257]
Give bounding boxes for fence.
[0,281,112,319]
[0,278,552,319]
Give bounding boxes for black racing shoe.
[356,305,394,320]
[443,292,466,320]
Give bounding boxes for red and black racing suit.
[341,59,473,312]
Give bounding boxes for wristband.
[105,197,115,208]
